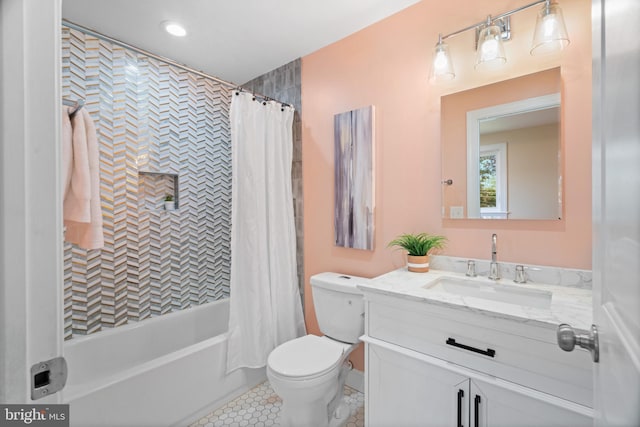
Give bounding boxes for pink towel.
[64,109,91,222]
[63,108,104,250]
[62,108,73,200]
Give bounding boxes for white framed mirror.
[441,67,562,220]
[466,93,561,219]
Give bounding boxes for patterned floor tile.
[190,380,364,427]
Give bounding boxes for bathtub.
[63,299,265,427]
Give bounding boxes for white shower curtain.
[226,91,306,373]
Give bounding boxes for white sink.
[423,276,552,309]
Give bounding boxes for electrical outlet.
[450,206,464,219]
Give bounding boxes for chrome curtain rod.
[62,19,291,107]
[441,0,548,40]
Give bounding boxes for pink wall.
[301,0,591,370]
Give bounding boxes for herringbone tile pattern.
[62,26,231,340]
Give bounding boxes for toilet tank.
[310,272,368,344]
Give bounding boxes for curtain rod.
[62,19,291,107]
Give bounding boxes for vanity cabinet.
[367,342,468,426]
[362,293,593,427]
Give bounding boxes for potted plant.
[388,232,447,272]
[164,194,175,211]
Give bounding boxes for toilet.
[266,272,367,427]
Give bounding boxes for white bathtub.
[63,299,265,427]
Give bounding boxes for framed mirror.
[441,68,562,220]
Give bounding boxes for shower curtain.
[226,91,306,373]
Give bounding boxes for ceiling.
[480,107,560,135]
[62,0,422,85]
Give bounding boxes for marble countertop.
[358,268,593,332]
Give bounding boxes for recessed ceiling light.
[161,21,187,37]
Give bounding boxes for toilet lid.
[268,335,348,379]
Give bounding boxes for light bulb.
[430,36,455,82]
[542,14,559,38]
[434,50,449,72]
[480,39,499,60]
[475,24,506,70]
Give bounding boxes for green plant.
[387,233,447,256]
[164,194,174,202]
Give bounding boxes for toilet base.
[274,359,355,427]
[279,396,350,427]
[279,398,329,427]
[328,400,351,427]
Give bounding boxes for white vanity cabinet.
[366,340,590,427]
[367,341,468,427]
[362,291,593,427]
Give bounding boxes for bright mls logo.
[0,405,69,427]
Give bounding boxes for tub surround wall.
[301,0,591,371]
[62,26,232,339]
[242,59,304,299]
[242,59,301,112]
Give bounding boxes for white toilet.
[266,272,367,427]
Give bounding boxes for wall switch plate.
[450,206,464,219]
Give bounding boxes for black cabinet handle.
[457,389,464,427]
[446,338,496,358]
[474,395,481,427]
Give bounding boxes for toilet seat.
[268,335,351,381]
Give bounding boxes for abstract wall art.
[334,105,375,250]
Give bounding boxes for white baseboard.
[346,369,364,393]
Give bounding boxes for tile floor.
[190,380,364,427]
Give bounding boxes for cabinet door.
[469,378,592,427]
[367,343,469,427]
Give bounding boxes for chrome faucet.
[466,260,477,277]
[514,265,527,283]
[488,234,500,280]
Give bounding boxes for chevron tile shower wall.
[62,27,232,340]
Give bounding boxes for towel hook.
[63,99,85,118]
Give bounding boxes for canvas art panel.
[334,106,375,250]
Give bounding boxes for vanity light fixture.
[430,0,570,81]
[429,34,455,82]
[531,0,570,55]
[475,16,507,70]
[161,21,187,37]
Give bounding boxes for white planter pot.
[164,201,175,211]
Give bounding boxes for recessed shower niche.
[138,171,179,211]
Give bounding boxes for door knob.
[557,324,599,363]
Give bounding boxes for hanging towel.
[63,108,104,250]
[61,107,73,200]
[63,108,91,222]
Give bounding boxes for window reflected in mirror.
[479,143,507,219]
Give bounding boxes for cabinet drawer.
[366,298,593,407]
